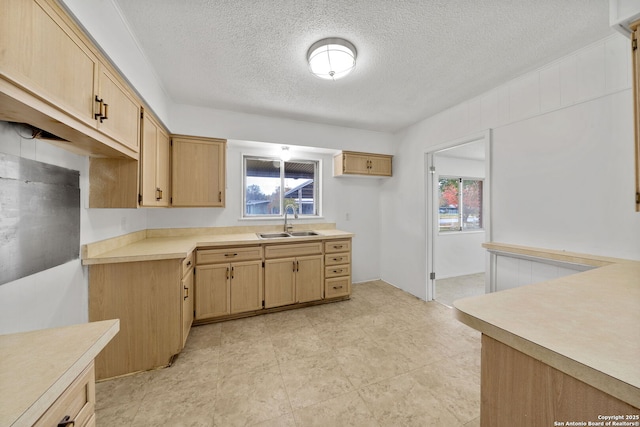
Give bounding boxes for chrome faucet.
[284,204,298,233]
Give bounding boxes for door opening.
[425,131,491,305]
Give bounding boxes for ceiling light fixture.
[307,38,357,81]
[280,146,291,161]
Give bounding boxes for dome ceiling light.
[307,38,357,81]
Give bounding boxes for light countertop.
[82,224,354,265]
[454,243,640,409]
[0,320,119,426]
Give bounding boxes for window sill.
[438,229,485,236]
[238,216,326,222]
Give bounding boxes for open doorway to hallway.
[426,132,491,306]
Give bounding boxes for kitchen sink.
[257,233,291,239]
[257,231,319,239]
[288,231,319,237]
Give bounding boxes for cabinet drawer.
[265,242,323,259]
[182,251,194,275]
[325,264,351,278]
[35,362,95,427]
[324,240,351,254]
[325,277,351,298]
[197,246,263,264]
[325,252,351,266]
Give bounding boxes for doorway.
[425,131,491,305]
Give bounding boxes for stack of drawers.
[324,239,352,298]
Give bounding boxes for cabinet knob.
[333,285,343,290]
[184,285,189,300]
[224,253,238,257]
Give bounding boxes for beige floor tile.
[333,339,413,388]
[95,371,152,410]
[302,302,350,326]
[410,350,481,424]
[183,322,222,352]
[249,412,297,427]
[218,338,277,379]
[263,309,312,334]
[464,416,481,427]
[313,320,375,349]
[220,315,267,345]
[95,401,139,426]
[214,364,291,427]
[293,390,379,427]
[279,351,354,409]
[132,388,216,427]
[269,326,330,363]
[358,373,462,427]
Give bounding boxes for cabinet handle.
[156,187,162,201]
[333,245,343,249]
[101,102,109,122]
[218,191,222,202]
[183,285,189,300]
[186,260,191,267]
[226,267,229,280]
[58,415,75,427]
[224,253,238,257]
[333,257,342,262]
[231,266,234,279]
[333,285,343,290]
[332,269,343,274]
[292,261,296,272]
[94,96,103,120]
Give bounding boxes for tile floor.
[95,280,482,427]
[435,273,486,308]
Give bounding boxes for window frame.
[438,175,484,233]
[242,154,321,219]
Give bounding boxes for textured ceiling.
[113,0,613,133]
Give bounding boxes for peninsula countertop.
[82,224,354,265]
[0,320,119,426]
[453,243,640,409]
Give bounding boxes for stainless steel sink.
[257,231,319,239]
[257,232,291,239]
[289,231,319,237]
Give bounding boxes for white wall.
[0,121,150,334]
[434,156,486,279]
[380,33,640,300]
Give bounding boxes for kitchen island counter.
[454,243,640,425]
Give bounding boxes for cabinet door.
[140,112,170,207]
[369,155,392,176]
[296,255,324,303]
[264,258,296,308]
[96,65,140,151]
[172,137,226,207]
[195,264,230,319]
[0,0,98,126]
[230,261,263,314]
[182,267,194,347]
[342,153,370,174]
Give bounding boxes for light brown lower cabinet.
[264,242,324,308]
[181,254,194,347]
[480,335,639,426]
[88,255,193,380]
[34,363,95,427]
[195,246,264,320]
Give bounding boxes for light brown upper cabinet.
[139,110,170,207]
[333,151,393,177]
[0,0,140,159]
[631,20,640,211]
[171,136,226,207]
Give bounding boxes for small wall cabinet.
[333,151,393,177]
[139,110,171,207]
[630,20,640,211]
[171,135,226,207]
[195,246,264,319]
